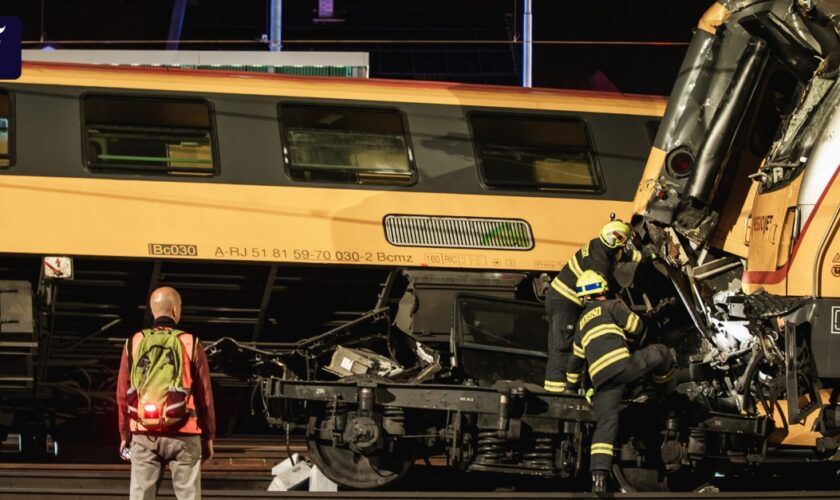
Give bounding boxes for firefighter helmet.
[599,220,632,249]
[575,270,608,299]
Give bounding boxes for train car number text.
[148,243,198,257]
[213,246,413,263]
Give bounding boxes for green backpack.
[125,328,195,431]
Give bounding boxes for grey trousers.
[130,434,202,500]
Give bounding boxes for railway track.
[1,436,839,498]
[3,488,840,499]
[2,462,840,499]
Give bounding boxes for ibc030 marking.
[148,243,199,257]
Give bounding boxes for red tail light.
[143,403,159,416]
[667,148,695,177]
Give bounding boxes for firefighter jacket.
[566,299,642,390]
[116,316,216,442]
[550,237,643,306]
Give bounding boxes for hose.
[739,344,765,413]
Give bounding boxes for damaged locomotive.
[208,0,840,492]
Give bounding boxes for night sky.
[4,0,710,95]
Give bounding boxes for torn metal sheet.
[324,346,404,378]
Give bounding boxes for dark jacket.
[550,237,642,306]
[566,299,642,389]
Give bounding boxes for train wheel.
[614,461,717,492]
[305,374,416,490]
[307,411,416,489]
[666,459,718,492]
[613,464,666,492]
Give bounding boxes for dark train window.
[456,296,546,354]
[279,105,415,185]
[471,114,601,191]
[83,96,216,175]
[0,91,11,167]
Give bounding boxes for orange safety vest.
[127,328,202,435]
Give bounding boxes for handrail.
[813,205,840,296]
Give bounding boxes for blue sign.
[0,17,22,80]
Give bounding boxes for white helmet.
[599,220,632,249]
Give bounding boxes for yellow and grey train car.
[0,63,663,272]
[0,62,663,449]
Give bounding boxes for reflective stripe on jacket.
[567,299,642,389]
[550,237,622,307]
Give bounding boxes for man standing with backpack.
[117,286,216,499]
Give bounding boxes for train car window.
[470,114,601,191]
[83,96,216,175]
[279,105,415,185]
[456,296,547,354]
[0,91,11,167]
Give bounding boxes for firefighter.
[565,270,674,494]
[543,218,653,393]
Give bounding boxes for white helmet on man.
[599,220,632,249]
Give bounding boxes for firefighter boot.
[591,470,608,494]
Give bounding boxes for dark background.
[4,1,708,95]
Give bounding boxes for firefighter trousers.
[590,343,674,472]
[544,288,581,391]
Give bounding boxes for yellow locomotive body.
[636,0,840,454]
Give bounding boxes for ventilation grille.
[383,215,533,250]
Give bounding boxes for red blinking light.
[144,403,157,413]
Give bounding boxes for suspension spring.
[383,406,404,424]
[523,436,554,468]
[476,431,507,464]
[382,405,405,435]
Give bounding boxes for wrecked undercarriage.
[207,268,772,491]
[207,270,599,489]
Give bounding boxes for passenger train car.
[0,62,663,456]
[0,62,662,271]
